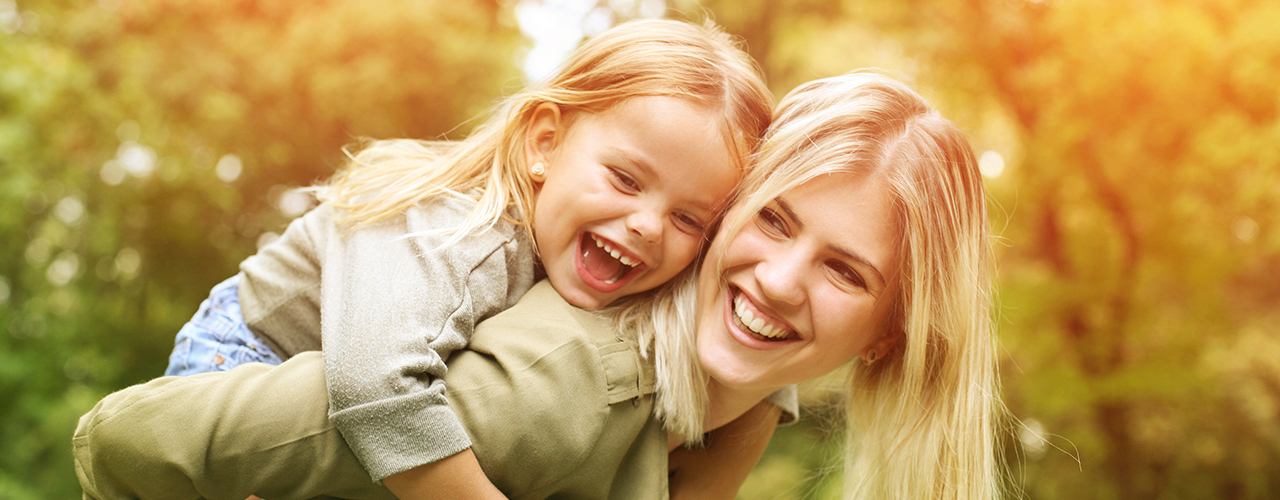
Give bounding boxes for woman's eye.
[828,260,867,290]
[673,213,704,234]
[608,168,640,193]
[756,207,788,236]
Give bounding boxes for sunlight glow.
[515,0,596,82]
[1018,418,1047,458]
[277,189,314,218]
[515,0,665,82]
[25,237,50,265]
[115,248,141,280]
[216,154,243,182]
[1233,216,1259,243]
[979,150,1005,179]
[54,196,85,225]
[47,251,82,286]
[101,160,125,185]
[118,141,157,178]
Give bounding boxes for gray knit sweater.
[237,194,537,481]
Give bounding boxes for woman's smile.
[727,286,797,344]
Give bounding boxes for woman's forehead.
[777,172,900,276]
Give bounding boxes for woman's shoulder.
[444,281,664,495]
[464,281,619,370]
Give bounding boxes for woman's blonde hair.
[621,71,1000,499]
[312,18,772,246]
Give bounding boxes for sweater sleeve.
[321,197,535,481]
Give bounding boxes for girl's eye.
[608,168,640,194]
[827,260,867,290]
[673,212,705,234]
[756,207,788,237]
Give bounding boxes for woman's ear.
[525,102,562,183]
[863,331,900,366]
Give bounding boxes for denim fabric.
[165,274,284,376]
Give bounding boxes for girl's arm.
[74,353,508,500]
[383,449,507,500]
[315,199,535,482]
[668,400,782,500]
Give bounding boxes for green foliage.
[740,418,845,499]
[2,1,519,497]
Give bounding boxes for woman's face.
[695,171,902,393]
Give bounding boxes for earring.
[530,162,546,176]
[863,349,878,366]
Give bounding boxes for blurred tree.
[2,1,520,497]
[882,1,1280,497]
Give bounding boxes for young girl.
[161,18,774,499]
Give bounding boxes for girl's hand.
[668,401,782,500]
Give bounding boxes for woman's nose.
[754,248,806,307]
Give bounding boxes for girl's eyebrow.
[776,196,887,288]
[608,146,719,214]
[605,146,656,178]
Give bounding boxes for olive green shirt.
[75,282,668,499]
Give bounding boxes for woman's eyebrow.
[776,197,803,230]
[830,245,886,288]
[777,196,886,287]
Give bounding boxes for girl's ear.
[525,103,563,183]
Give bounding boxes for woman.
[643,71,999,498]
[74,72,1000,500]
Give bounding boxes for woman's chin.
[697,336,777,393]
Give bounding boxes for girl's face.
[695,171,902,393]
[529,96,739,311]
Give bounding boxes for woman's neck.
[702,379,779,432]
[666,380,781,452]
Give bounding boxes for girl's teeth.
[590,234,639,268]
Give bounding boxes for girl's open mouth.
[576,232,644,291]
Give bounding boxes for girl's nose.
[626,208,662,245]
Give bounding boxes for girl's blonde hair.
[312,19,772,246]
[621,71,1000,499]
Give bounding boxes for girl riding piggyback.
[161,18,772,499]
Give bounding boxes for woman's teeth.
[733,294,788,339]
[591,234,639,268]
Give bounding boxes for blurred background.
[2,0,1277,498]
